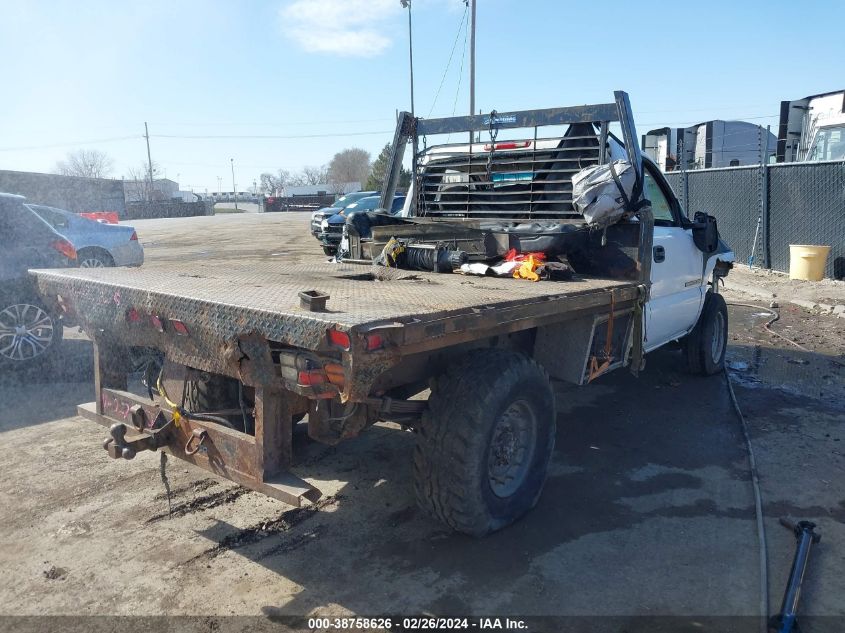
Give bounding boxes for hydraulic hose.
[156,370,237,430]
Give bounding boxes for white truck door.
[642,166,705,351]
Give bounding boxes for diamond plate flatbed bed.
[31,259,640,507]
[33,259,640,376]
[26,91,655,513]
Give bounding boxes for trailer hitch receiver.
[103,419,174,460]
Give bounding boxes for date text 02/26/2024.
[306,617,528,630]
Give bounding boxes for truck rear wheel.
[185,371,240,413]
[414,349,556,536]
[684,291,728,376]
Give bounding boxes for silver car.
[27,204,144,267]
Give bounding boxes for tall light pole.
[230,158,238,212]
[469,0,476,120]
[400,0,414,117]
[144,122,154,195]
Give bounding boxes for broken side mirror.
[692,211,719,254]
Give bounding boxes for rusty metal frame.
[83,340,320,507]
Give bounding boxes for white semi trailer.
[777,89,845,163]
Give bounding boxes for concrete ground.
[724,264,845,316]
[0,213,843,629]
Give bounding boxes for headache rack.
[374,90,654,325]
[416,122,605,219]
[379,92,642,222]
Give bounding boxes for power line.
[443,8,470,145]
[427,3,469,117]
[149,117,395,128]
[638,104,779,115]
[150,130,392,140]
[450,8,470,117]
[0,135,139,152]
[157,159,303,169]
[639,114,780,127]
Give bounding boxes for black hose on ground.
[723,306,770,633]
[726,368,770,633]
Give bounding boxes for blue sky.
[0,0,842,192]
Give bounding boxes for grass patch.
[214,205,245,214]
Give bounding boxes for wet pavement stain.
[725,302,845,406]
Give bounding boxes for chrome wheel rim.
[711,311,726,365]
[487,399,537,498]
[80,257,105,268]
[0,304,55,362]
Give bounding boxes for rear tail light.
[327,328,351,350]
[297,370,326,386]
[483,141,532,151]
[365,334,384,351]
[170,319,189,335]
[51,239,77,261]
[328,328,384,351]
[323,363,345,386]
[126,308,143,323]
[149,315,165,332]
[129,231,138,241]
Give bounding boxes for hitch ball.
[104,423,136,460]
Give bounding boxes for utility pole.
[468,0,476,144]
[144,122,154,200]
[760,125,771,268]
[400,0,414,117]
[230,158,238,212]
[217,176,222,195]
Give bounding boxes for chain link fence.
[664,160,845,279]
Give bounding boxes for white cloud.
[280,0,400,57]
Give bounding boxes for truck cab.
[382,114,734,357]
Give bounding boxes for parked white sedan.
[27,204,144,267]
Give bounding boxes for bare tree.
[54,149,114,179]
[289,165,328,187]
[329,180,348,194]
[259,169,291,195]
[328,148,370,186]
[125,162,164,202]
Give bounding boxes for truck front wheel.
[683,291,728,376]
[414,349,556,536]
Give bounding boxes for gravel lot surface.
[1,213,842,630]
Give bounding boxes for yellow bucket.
[789,244,831,281]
